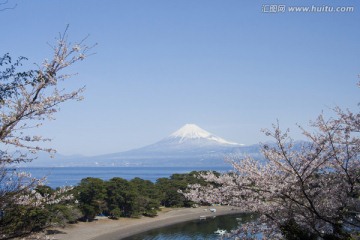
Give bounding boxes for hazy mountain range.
[22,124,264,167]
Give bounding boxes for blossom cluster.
[184,108,360,239]
[0,26,92,162]
[15,186,74,207]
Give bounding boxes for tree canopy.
[184,104,360,239]
[0,27,92,239]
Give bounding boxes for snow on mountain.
[168,124,241,146]
[108,124,244,160]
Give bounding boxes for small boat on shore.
[214,229,227,235]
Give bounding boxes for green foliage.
[105,177,136,218]
[0,204,48,237]
[0,170,215,236]
[75,177,107,221]
[156,171,212,207]
[0,171,215,239]
[73,171,211,221]
[109,207,122,219]
[0,171,216,238]
[49,204,82,225]
[0,186,80,239]
[130,178,160,217]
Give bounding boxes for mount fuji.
[81,124,245,166]
[24,124,262,167]
[168,124,241,146]
[130,123,243,153]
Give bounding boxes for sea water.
[21,166,232,188]
[122,213,258,240]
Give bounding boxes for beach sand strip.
[49,206,242,240]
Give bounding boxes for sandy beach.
[49,206,242,240]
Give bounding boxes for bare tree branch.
[0,0,17,12]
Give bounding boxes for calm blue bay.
[21,166,232,188]
[123,213,259,240]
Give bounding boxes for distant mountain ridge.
[22,124,262,167]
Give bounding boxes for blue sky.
[1,0,359,156]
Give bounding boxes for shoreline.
[50,206,242,240]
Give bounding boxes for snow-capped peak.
[170,124,211,139]
[169,124,241,145]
